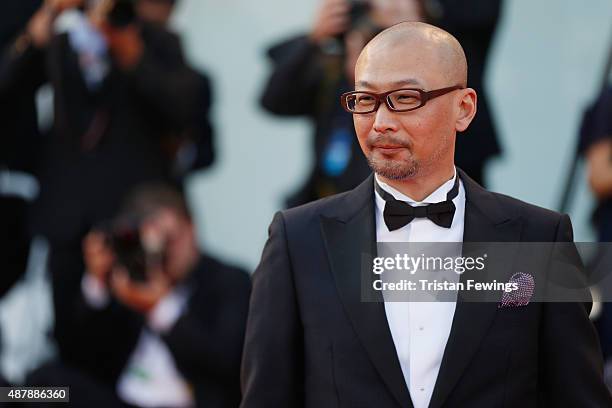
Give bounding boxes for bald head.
[356,22,467,88]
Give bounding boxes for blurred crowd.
[1,0,234,406]
[0,0,610,406]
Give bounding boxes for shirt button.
[419,387,425,392]
[418,326,424,331]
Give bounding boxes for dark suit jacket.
[66,255,251,408]
[241,170,611,407]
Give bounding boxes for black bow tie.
[375,176,460,231]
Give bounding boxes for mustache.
[367,134,411,148]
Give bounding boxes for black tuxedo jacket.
[241,170,611,407]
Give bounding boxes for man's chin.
[367,157,418,180]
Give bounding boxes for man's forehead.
[355,43,458,90]
[355,52,443,90]
[355,23,467,89]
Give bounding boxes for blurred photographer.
[134,0,216,177]
[260,0,426,208]
[585,86,612,241]
[1,0,205,374]
[581,85,612,373]
[29,184,251,408]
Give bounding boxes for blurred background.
[0,0,611,405]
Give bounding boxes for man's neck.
[378,165,456,202]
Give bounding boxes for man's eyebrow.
[391,78,423,87]
[355,78,424,89]
[355,80,373,88]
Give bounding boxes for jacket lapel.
[428,169,523,408]
[321,175,414,408]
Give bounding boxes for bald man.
[240,23,611,408]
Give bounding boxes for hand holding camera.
[110,263,171,313]
[90,0,144,69]
[309,0,424,49]
[83,229,172,313]
[110,213,175,313]
[83,213,174,313]
[310,0,351,44]
[26,0,84,48]
[27,0,143,68]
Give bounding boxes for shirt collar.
[374,167,458,206]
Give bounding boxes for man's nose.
[372,102,399,134]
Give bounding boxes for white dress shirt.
[374,169,466,408]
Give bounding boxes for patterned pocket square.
[498,272,535,308]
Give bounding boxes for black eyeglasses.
[340,85,464,114]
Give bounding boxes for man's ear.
[455,88,477,132]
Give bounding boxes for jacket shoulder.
[488,191,569,238]
[494,191,560,217]
[280,190,355,229]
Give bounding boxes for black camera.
[328,0,372,54]
[108,0,137,27]
[101,215,165,282]
[349,0,371,27]
[107,217,148,281]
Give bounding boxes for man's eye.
[357,96,376,105]
[394,93,419,104]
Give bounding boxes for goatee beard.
[367,155,419,180]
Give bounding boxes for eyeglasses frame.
[340,85,465,114]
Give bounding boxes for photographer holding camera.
[29,184,251,408]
